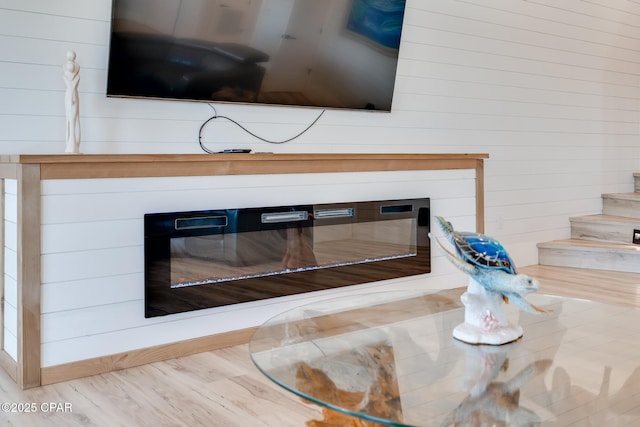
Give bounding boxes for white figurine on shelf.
[63,50,81,154]
[432,216,552,345]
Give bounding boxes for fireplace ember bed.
[144,198,430,317]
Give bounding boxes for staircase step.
[538,239,640,273]
[602,192,640,219]
[570,214,640,244]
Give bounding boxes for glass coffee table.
[249,289,640,426]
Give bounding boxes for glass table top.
[249,289,640,426]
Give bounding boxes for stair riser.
[536,173,640,272]
[571,221,640,244]
[539,247,640,273]
[603,197,640,219]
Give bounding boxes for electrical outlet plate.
[633,229,640,245]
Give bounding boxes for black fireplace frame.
[144,198,430,317]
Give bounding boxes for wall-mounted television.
[107,0,407,111]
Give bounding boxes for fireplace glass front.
[144,198,430,317]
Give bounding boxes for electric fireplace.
[144,198,430,317]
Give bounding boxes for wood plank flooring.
[1,266,639,426]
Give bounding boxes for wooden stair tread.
[570,214,640,225]
[537,172,640,273]
[569,214,639,244]
[602,192,640,200]
[523,264,640,286]
[537,238,640,252]
[538,239,640,273]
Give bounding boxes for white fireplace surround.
[0,153,485,388]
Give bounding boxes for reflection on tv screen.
[107,0,407,111]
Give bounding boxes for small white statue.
[432,216,552,345]
[453,278,524,345]
[63,50,81,153]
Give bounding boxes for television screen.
[107,0,407,111]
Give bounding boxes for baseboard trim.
[40,327,256,386]
[0,350,17,383]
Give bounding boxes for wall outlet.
[634,229,640,245]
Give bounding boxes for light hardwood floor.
[1,265,639,426]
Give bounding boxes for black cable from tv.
[198,104,325,154]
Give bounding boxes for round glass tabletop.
[249,289,640,426]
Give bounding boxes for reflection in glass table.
[249,289,640,426]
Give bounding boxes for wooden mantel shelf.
[0,153,488,180]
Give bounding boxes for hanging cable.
[198,104,325,153]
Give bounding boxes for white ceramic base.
[452,278,523,345]
[453,322,523,345]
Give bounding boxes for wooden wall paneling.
[3,183,18,298]
[41,219,142,254]
[0,0,112,19]
[40,172,478,226]
[41,274,142,314]
[16,164,41,389]
[0,35,108,76]
[0,178,18,382]
[0,8,108,44]
[42,246,141,284]
[36,167,477,369]
[43,301,145,344]
[2,192,17,348]
[0,178,5,370]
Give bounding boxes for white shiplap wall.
[0,0,637,243]
[40,170,475,366]
[1,0,640,366]
[3,180,17,360]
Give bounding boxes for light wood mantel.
[0,153,487,388]
[0,153,488,180]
